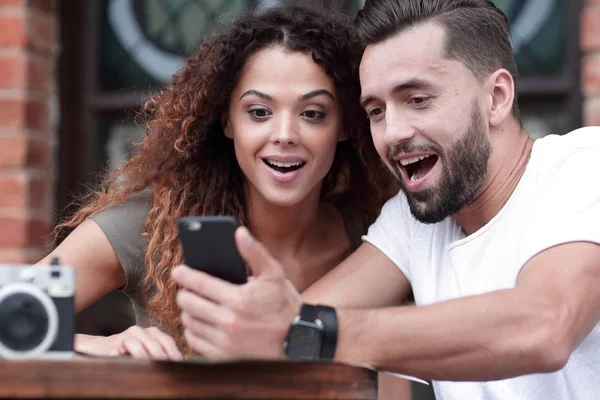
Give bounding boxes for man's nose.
[271,113,299,146]
[383,109,416,147]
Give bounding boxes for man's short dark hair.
[355,0,520,121]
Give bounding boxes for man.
[172,1,600,399]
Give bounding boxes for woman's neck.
[245,186,324,260]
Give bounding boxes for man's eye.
[410,97,428,105]
[368,108,384,118]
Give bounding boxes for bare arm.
[38,218,125,313]
[302,241,412,308]
[303,242,414,400]
[40,219,182,360]
[335,241,600,381]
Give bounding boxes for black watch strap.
[296,304,337,359]
[317,305,337,359]
[299,303,320,322]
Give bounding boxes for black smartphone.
[177,216,248,284]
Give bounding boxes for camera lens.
[0,293,49,351]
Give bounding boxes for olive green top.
[89,191,367,328]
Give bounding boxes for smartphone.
[177,216,247,284]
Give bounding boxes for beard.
[391,101,492,224]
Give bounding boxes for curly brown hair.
[54,4,393,352]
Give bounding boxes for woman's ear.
[222,113,233,139]
[486,69,515,127]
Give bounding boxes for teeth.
[410,170,419,182]
[400,154,431,166]
[265,160,304,168]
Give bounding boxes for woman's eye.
[301,110,326,120]
[248,108,271,119]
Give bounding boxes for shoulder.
[520,128,600,225]
[531,127,600,165]
[89,189,153,228]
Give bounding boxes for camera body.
[0,264,75,359]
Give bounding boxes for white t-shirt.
[363,127,600,400]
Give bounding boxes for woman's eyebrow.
[298,89,335,101]
[239,90,273,101]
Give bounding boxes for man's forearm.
[335,288,571,381]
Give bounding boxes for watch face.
[285,321,322,360]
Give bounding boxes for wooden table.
[0,356,378,399]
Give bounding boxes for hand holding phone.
[177,216,248,284]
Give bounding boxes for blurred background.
[0,0,596,398]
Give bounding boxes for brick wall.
[583,0,600,126]
[0,0,56,263]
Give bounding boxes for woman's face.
[225,46,345,208]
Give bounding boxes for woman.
[40,5,393,358]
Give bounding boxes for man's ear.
[222,113,233,139]
[486,69,515,127]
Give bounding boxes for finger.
[129,327,169,360]
[181,311,223,345]
[184,328,224,358]
[146,327,183,361]
[176,289,233,326]
[172,265,239,305]
[235,226,284,278]
[107,342,125,357]
[122,336,151,360]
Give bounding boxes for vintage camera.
[0,260,75,359]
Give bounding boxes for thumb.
[235,226,284,279]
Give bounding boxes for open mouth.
[262,159,306,174]
[400,154,439,182]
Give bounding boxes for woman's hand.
[75,326,183,361]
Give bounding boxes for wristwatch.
[284,304,337,360]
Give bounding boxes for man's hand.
[172,226,302,358]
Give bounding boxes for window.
[494,0,582,137]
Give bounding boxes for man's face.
[359,22,492,223]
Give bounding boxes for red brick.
[0,54,26,88]
[0,137,50,167]
[27,12,55,52]
[0,216,52,247]
[0,137,27,166]
[0,172,48,208]
[0,15,27,47]
[583,54,600,95]
[0,248,47,264]
[0,53,52,91]
[0,99,49,130]
[0,174,24,208]
[0,13,55,52]
[582,8,600,51]
[0,0,26,7]
[583,97,600,126]
[28,54,52,91]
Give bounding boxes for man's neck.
[455,126,534,236]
